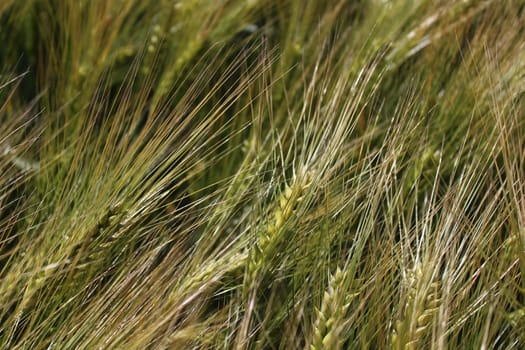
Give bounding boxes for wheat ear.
[243,174,310,299]
[391,264,441,350]
[309,267,358,350]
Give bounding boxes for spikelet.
[309,267,358,350]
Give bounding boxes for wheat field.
[1,0,525,349]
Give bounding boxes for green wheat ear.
[243,173,311,300]
[234,171,312,348]
[310,267,359,350]
[391,264,441,350]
